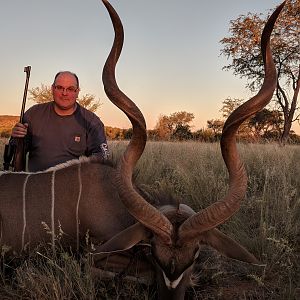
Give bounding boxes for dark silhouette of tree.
[220,0,300,144]
[123,128,133,140]
[207,119,223,136]
[155,111,194,140]
[248,108,284,138]
[147,129,159,141]
[210,98,284,141]
[192,129,217,142]
[172,124,192,141]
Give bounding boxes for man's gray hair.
[53,71,79,87]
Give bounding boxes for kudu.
[95,0,286,298]
[0,0,284,299]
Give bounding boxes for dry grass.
[0,116,18,137]
[0,139,299,299]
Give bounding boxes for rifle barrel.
[20,66,31,123]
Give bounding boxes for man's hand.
[11,123,28,138]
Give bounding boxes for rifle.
[3,66,31,171]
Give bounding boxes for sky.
[1,0,298,134]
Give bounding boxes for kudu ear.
[202,229,260,264]
[93,223,150,254]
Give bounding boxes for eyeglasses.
[53,85,78,93]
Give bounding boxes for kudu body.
[0,0,285,298]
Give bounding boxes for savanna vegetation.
[0,2,299,298]
[2,107,299,143]
[220,0,300,144]
[0,138,299,299]
[0,116,19,138]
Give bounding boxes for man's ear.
[202,228,259,264]
[93,222,149,254]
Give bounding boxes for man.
[11,71,108,172]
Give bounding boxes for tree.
[29,84,52,104]
[105,126,124,140]
[220,97,243,119]
[172,124,192,141]
[123,128,133,140]
[147,129,159,140]
[29,84,101,113]
[76,94,101,113]
[220,0,300,144]
[207,119,224,136]
[219,97,251,136]
[215,97,283,141]
[192,128,217,142]
[248,108,284,139]
[155,115,173,140]
[155,111,194,140]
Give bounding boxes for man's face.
[52,73,80,113]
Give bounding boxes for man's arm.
[86,115,109,160]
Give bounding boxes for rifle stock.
[2,66,31,172]
[12,138,26,172]
[3,143,15,171]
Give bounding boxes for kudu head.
[100,0,285,298]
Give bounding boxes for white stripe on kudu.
[76,162,83,252]
[51,170,56,251]
[22,174,31,250]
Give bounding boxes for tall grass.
[0,139,299,299]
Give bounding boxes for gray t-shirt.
[23,102,108,172]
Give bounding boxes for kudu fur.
[0,0,285,299]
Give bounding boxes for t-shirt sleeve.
[86,115,109,159]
